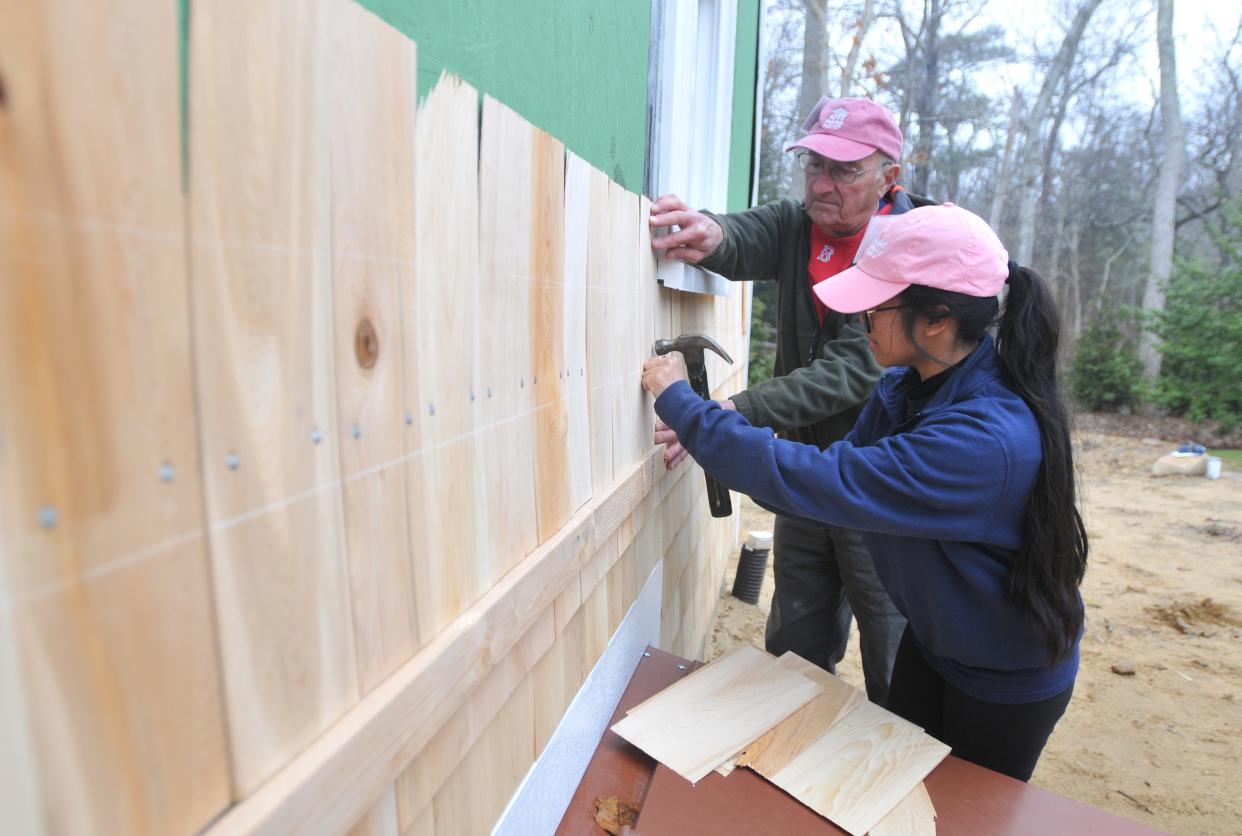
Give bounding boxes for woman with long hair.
[641,204,1087,781]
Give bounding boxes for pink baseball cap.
[814,204,1009,313]
[786,96,904,162]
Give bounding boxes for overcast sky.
[984,0,1239,101]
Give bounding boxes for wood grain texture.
[0,0,207,591]
[189,0,340,518]
[580,551,613,668]
[12,544,231,835]
[553,558,585,633]
[0,0,182,233]
[190,0,360,794]
[2,1,748,832]
[327,0,416,267]
[432,673,535,836]
[208,490,359,795]
[611,644,822,784]
[585,164,615,495]
[765,698,951,836]
[532,603,588,756]
[0,1,232,831]
[188,0,334,506]
[407,73,486,642]
[562,154,595,513]
[605,557,626,633]
[530,129,572,544]
[206,448,665,835]
[478,95,539,579]
[0,233,203,593]
[0,631,37,836]
[340,465,417,694]
[737,652,866,775]
[869,781,936,836]
[636,196,661,459]
[0,550,39,835]
[608,181,644,472]
[347,785,400,836]
[328,0,418,693]
[399,802,434,836]
[393,608,554,827]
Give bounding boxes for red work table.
[557,647,1162,835]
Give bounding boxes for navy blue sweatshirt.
[654,334,1079,703]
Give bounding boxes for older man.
[649,97,929,704]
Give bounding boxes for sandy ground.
[704,430,1242,835]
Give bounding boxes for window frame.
[645,0,739,296]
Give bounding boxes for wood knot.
[354,318,378,369]
[0,73,7,109]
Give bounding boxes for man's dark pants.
[764,514,905,705]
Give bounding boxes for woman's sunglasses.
[862,304,913,333]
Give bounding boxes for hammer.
[653,333,734,518]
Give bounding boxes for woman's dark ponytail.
[900,263,1088,662]
[996,262,1088,662]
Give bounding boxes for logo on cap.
[865,238,888,258]
[822,107,849,130]
[817,245,835,263]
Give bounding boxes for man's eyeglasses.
[862,304,912,333]
[795,150,891,185]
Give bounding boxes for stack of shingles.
[611,645,949,835]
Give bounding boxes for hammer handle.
[687,363,712,401]
[705,473,732,518]
[683,360,732,517]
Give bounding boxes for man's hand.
[649,397,737,471]
[649,194,724,264]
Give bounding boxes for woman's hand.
[641,353,689,399]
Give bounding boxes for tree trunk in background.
[1095,235,1134,318]
[943,127,961,203]
[989,87,1024,229]
[1055,213,1080,367]
[1015,0,1104,265]
[1140,0,1185,381]
[1068,222,1082,340]
[1048,189,1068,297]
[789,0,829,199]
[798,0,829,131]
[911,0,942,196]
[1031,79,1071,274]
[893,5,921,146]
[839,0,877,97]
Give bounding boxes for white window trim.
[647,0,738,297]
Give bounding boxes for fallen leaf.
[595,796,639,836]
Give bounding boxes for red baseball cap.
[786,96,904,163]
[814,204,1009,313]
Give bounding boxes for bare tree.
[757,0,808,204]
[1014,0,1106,265]
[1175,19,1242,247]
[798,0,830,127]
[911,0,946,195]
[989,87,1024,228]
[783,0,830,200]
[882,0,1007,201]
[839,0,879,96]
[1138,0,1185,381]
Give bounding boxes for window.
[646,0,739,296]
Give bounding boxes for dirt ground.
[704,422,1242,835]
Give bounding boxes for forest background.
[748,0,1241,436]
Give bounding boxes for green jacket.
[701,192,924,450]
